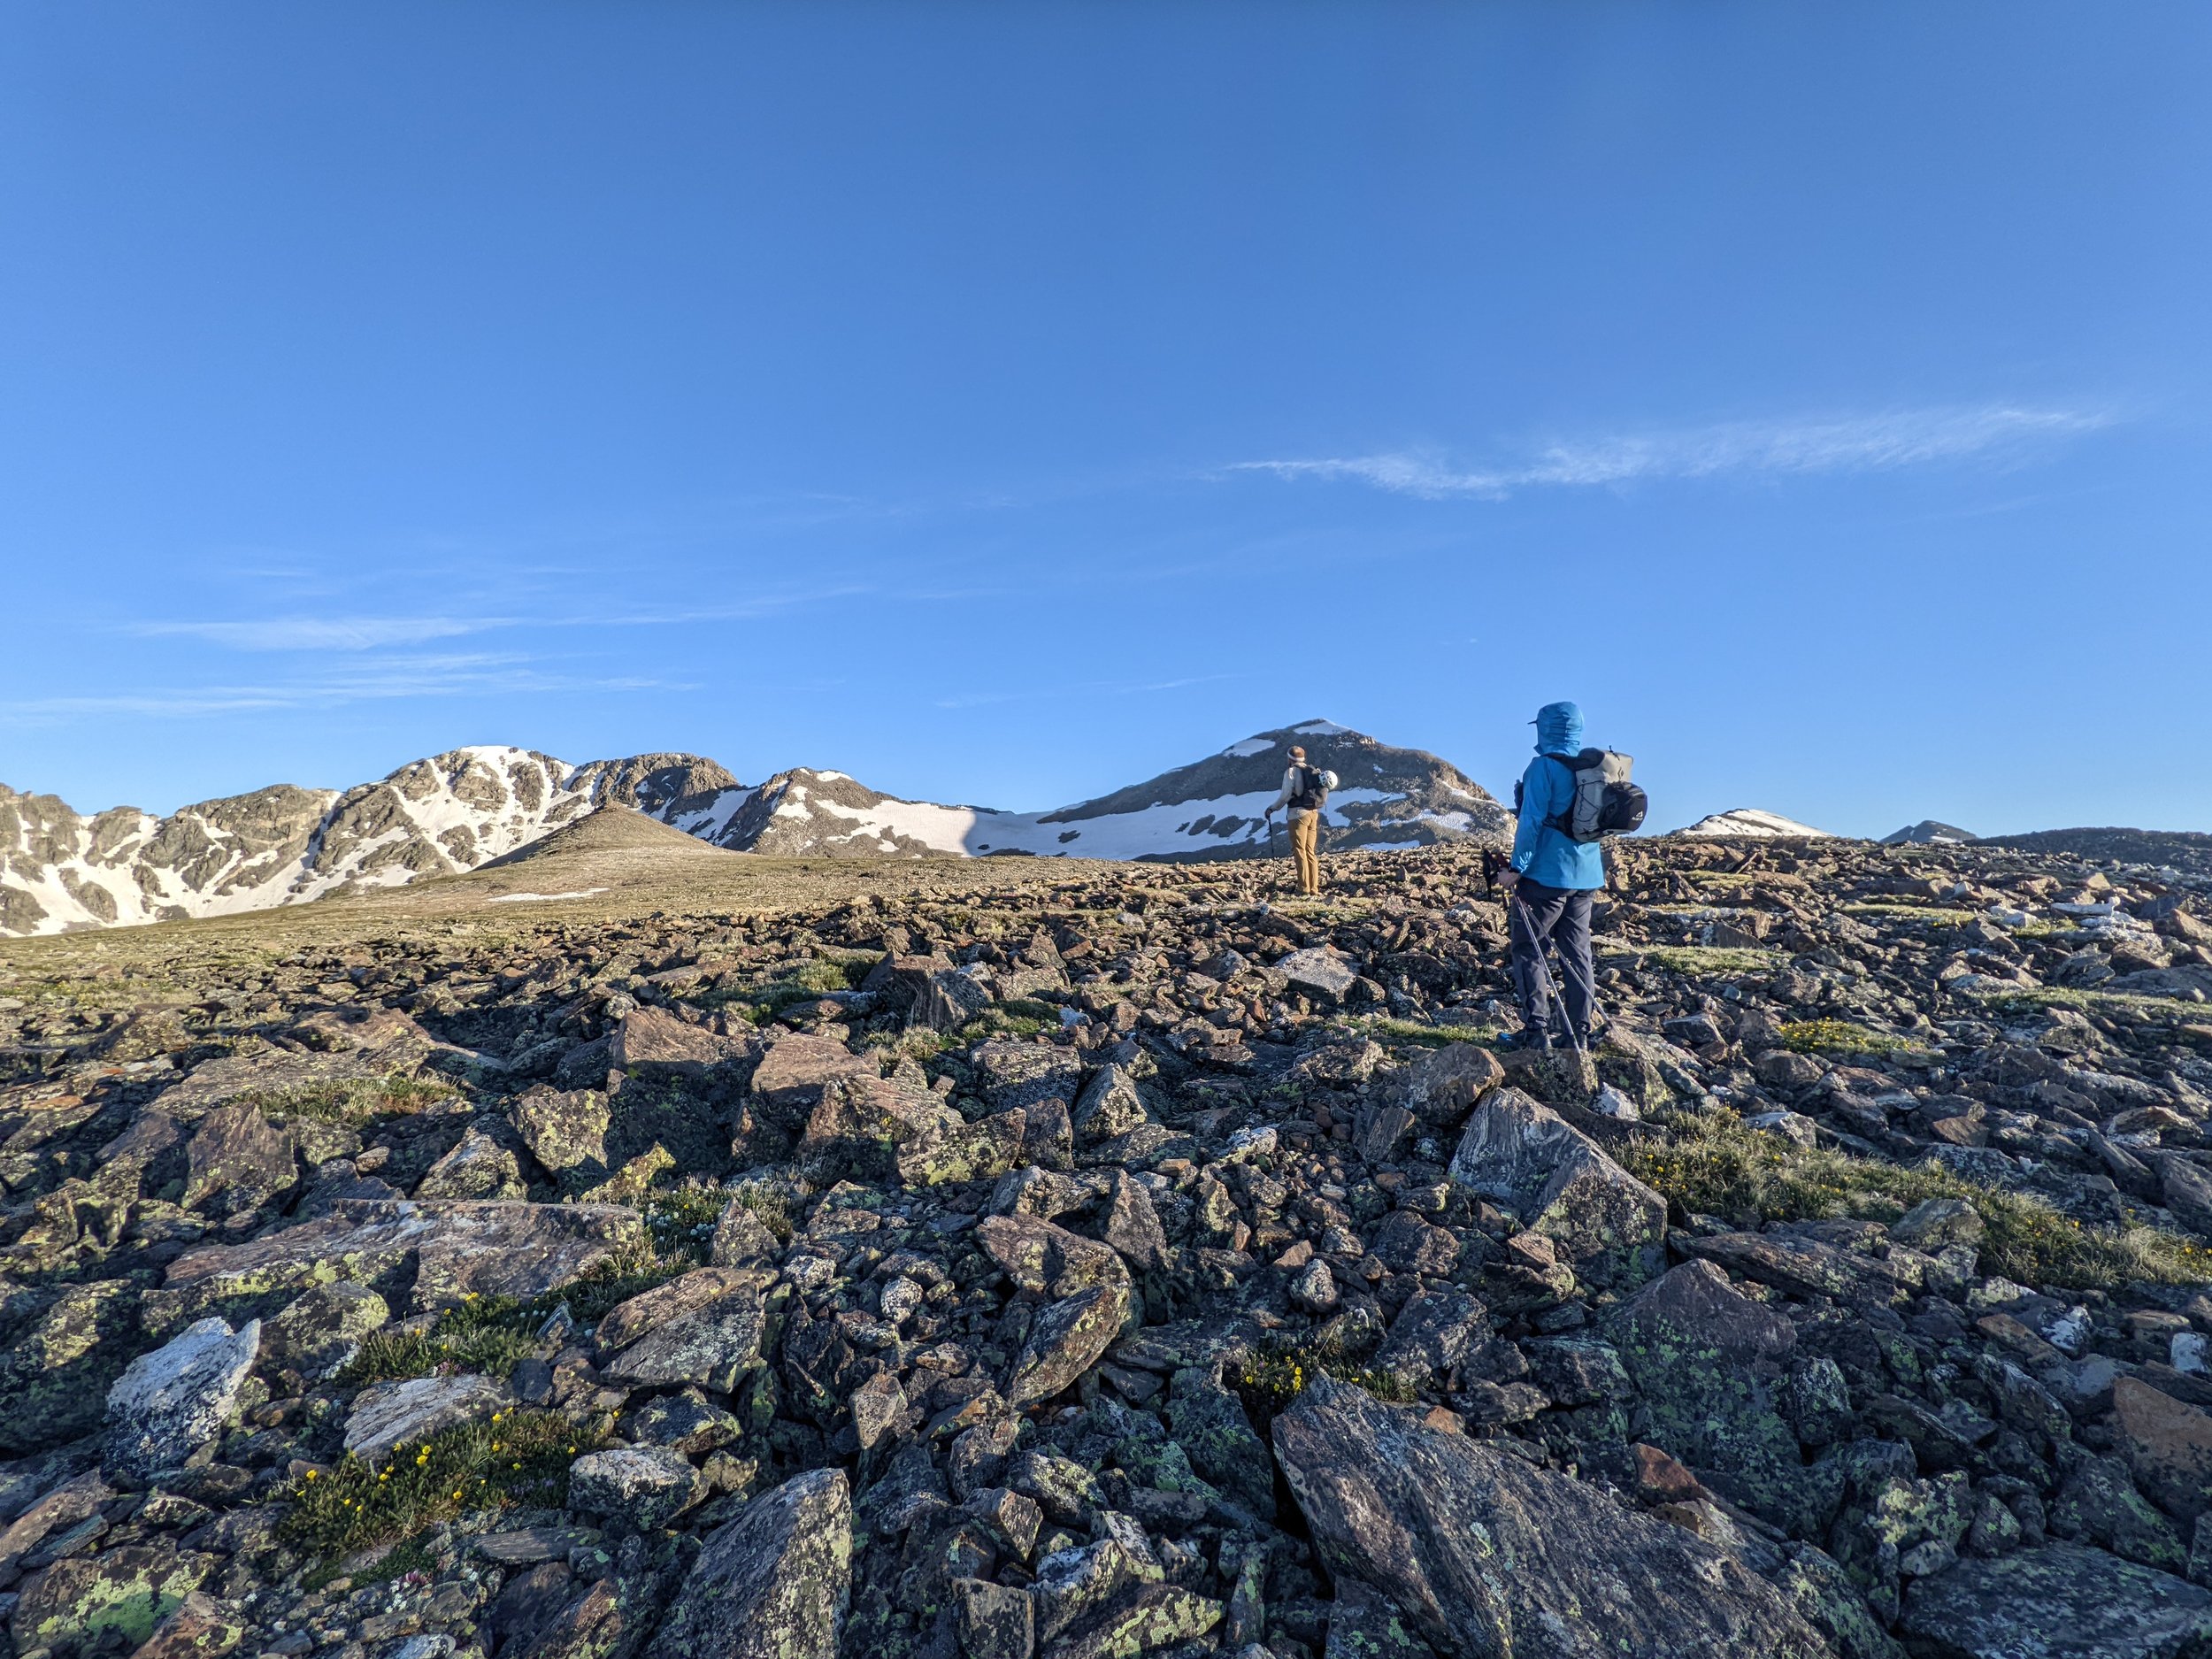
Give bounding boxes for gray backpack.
[1517,749,1647,842]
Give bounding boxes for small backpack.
[1515,749,1647,843]
[1291,765,1338,810]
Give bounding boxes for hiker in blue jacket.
[1496,700,1606,1050]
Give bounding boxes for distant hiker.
[1265,745,1336,897]
[1495,701,1645,1050]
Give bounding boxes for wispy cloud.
[1231,403,2115,500]
[131,616,500,650]
[125,586,874,655]
[0,653,693,726]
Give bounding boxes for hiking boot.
[1492,1028,1553,1054]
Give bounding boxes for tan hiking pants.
[1289,811,1321,895]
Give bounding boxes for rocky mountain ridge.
[5,833,2212,1655]
[2,726,1508,938]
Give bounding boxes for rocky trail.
[5,832,2212,1659]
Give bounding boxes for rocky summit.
[4,828,2212,1659]
[1,726,1505,939]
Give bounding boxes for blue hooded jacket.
[1509,701,1606,890]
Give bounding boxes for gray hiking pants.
[1509,879,1597,1045]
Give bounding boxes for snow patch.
[1223,737,1275,758]
[1292,720,1352,735]
[1678,808,1835,840]
[488,888,608,903]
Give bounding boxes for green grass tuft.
[1233,1346,1417,1423]
[236,1072,457,1125]
[1624,1113,2212,1290]
[280,1408,597,1563]
[1361,1015,1501,1048]
[1636,945,1786,976]
[1779,1019,1913,1056]
[340,1294,544,1386]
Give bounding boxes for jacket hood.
[1534,701,1584,757]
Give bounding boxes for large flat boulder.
[603,1273,782,1394]
[150,1198,646,1332]
[1447,1087,1666,1286]
[1898,1542,2212,1658]
[1271,1377,1829,1657]
[748,1034,879,1133]
[971,1040,1086,1115]
[608,1007,757,1077]
[2115,1377,2212,1525]
[649,1468,852,1659]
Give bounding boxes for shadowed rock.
[1271,1376,1830,1657]
[649,1468,851,1659]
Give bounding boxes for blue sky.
[3,4,2207,837]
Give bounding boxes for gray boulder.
[260,1281,390,1381]
[104,1317,261,1482]
[1274,948,1359,1003]
[568,1446,702,1530]
[1272,1377,1829,1657]
[603,1272,781,1394]
[1607,1261,1833,1537]
[650,1468,852,1659]
[1898,1542,2212,1658]
[412,1125,526,1200]
[344,1373,510,1468]
[971,1040,1086,1114]
[506,1086,611,1175]
[180,1103,296,1217]
[1394,1041,1506,1126]
[151,1198,647,1331]
[1447,1087,1666,1286]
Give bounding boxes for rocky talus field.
[6,828,2212,1659]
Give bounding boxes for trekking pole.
[1266,810,1279,860]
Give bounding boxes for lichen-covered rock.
[568,1446,702,1530]
[651,1467,852,1659]
[1043,1581,1222,1659]
[411,1125,526,1200]
[152,1198,647,1329]
[1608,1260,1836,1537]
[1898,1541,2212,1658]
[2114,1377,2212,1525]
[795,1073,964,1184]
[104,1316,261,1482]
[1447,1087,1665,1286]
[258,1280,391,1381]
[976,1215,1130,1297]
[180,1102,296,1217]
[506,1086,611,1175]
[1165,1369,1276,1523]
[9,1543,214,1655]
[709,1199,781,1266]
[972,1040,1086,1114]
[1272,1376,1829,1657]
[0,1279,140,1456]
[1007,1281,1133,1409]
[603,1275,782,1394]
[1071,1064,1153,1145]
[1394,1041,1505,1126]
[609,1005,754,1076]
